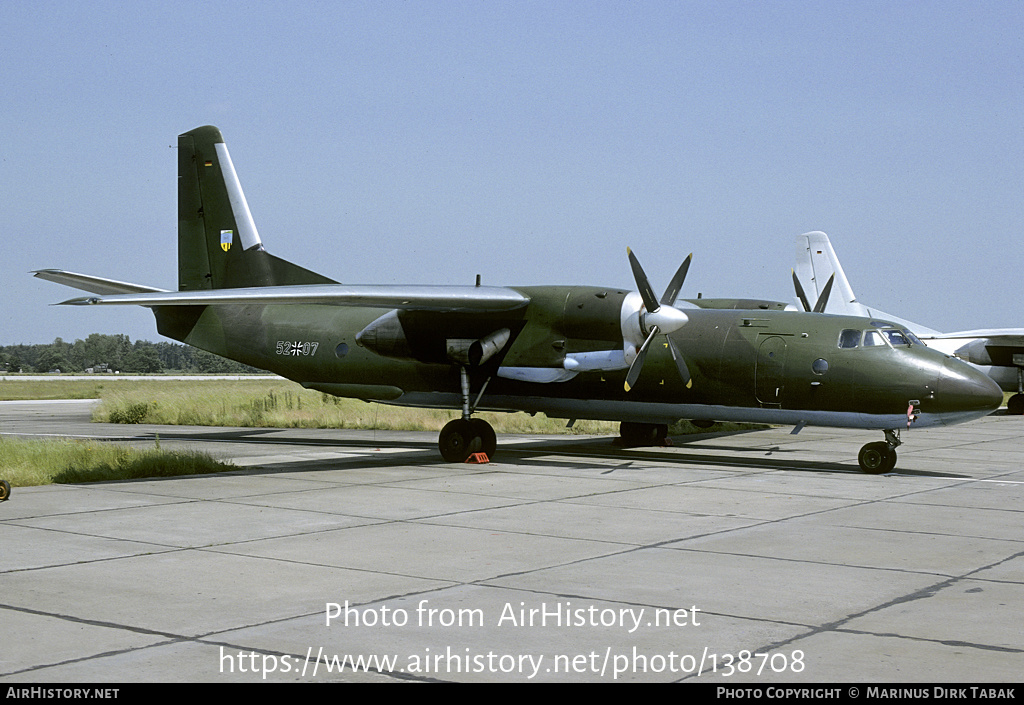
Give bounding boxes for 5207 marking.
[276,341,319,356]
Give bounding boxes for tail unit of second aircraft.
[35,126,1003,474]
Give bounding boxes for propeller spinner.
[623,249,693,391]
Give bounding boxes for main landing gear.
[1008,365,1024,415]
[0,479,10,501]
[439,418,496,462]
[858,429,901,474]
[438,366,497,463]
[1008,394,1024,415]
[618,421,670,447]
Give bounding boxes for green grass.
[2,377,767,436]
[89,379,759,436]
[0,436,233,488]
[0,378,768,491]
[89,379,625,434]
[0,379,111,400]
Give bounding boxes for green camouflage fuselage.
[153,285,995,430]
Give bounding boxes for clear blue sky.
[3,1,1022,345]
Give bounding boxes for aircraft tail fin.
[793,232,940,334]
[177,126,336,290]
[794,231,867,316]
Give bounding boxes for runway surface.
[1,399,1022,682]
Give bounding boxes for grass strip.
[89,379,625,434]
[0,436,233,488]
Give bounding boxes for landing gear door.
[755,335,787,406]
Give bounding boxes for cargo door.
[755,335,788,406]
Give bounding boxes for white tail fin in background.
[793,231,940,335]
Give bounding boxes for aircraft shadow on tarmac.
[502,434,974,479]
[110,424,974,480]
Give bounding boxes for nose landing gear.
[858,429,901,474]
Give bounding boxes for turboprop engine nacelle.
[446,328,511,366]
[355,309,414,360]
[356,309,510,366]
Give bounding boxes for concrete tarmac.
[1,399,1022,683]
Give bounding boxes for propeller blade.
[624,248,693,390]
[667,337,692,389]
[624,325,659,392]
[792,269,812,312]
[812,274,835,313]
[627,248,661,313]
[660,253,693,306]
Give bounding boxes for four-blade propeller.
[623,249,693,392]
[792,270,835,313]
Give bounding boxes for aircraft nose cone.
[934,358,1003,417]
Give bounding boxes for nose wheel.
[858,429,901,474]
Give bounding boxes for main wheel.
[0,479,10,501]
[858,441,896,474]
[620,422,665,447]
[469,419,497,458]
[1007,394,1024,415]
[439,419,482,463]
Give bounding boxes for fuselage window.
[838,329,860,348]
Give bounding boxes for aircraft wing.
[930,329,1024,343]
[927,330,1024,368]
[37,271,531,312]
[683,297,793,311]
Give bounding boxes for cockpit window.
[839,327,923,350]
[838,329,860,348]
[863,330,886,347]
[904,330,924,346]
[882,329,911,346]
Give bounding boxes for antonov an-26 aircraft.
[35,127,1002,473]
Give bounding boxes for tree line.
[0,334,259,374]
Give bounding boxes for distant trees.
[0,334,260,374]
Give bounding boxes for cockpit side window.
[863,330,886,347]
[838,329,860,348]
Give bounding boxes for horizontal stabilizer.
[33,270,166,296]
[53,283,531,312]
